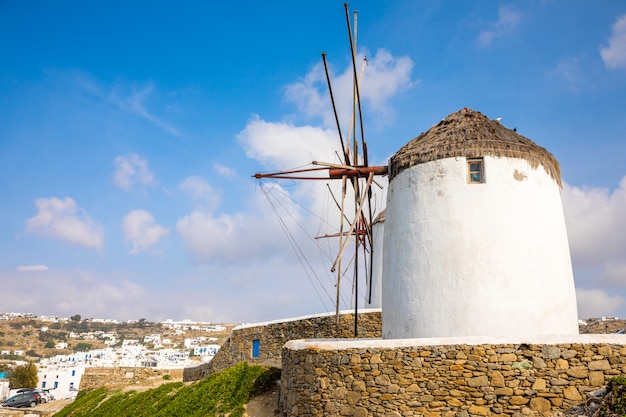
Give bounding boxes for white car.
[38,390,54,402]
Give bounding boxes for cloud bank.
[563,176,626,317]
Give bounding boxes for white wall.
[37,363,85,399]
[365,219,384,309]
[383,156,579,339]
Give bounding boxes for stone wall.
[183,309,382,382]
[280,334,626,417]
[81,367,183,390]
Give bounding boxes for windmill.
[253,3,388,335]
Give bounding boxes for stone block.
[509,396,530,405]
[354,407,368,417]
[588,360,611,371]
[555,359,569,370]
[347,391,361,406]
[531,378,546,391]
[542,346,561,360]
[566,367,588,378]
[563,386,582,401]
[468,375,489,387]
[491,370,505,387]
[469,405,490,415]
[500,353,517,362]
[588,371,604,386]
[531,357,546,369]
[495,387,514,396]
[529,397,551,411]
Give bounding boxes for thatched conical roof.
[389,108,562,186]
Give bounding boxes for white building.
[37,362,85,399]
[382,109,579,339]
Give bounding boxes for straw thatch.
[389,108,562,186]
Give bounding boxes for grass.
[53,362,280,417]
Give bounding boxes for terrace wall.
[81,367,183,390]
[280,335,626,417]
[183,309,382,382]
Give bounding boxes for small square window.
[467,158,484,184]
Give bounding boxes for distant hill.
[0,315,234,361]
[579,318,626,334]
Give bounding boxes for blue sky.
[1,1,625,323]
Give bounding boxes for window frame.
[467,158,484,184]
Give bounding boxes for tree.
[73,342,93,352]
[8,362,38,389]
[70,314,81,322]
[26,349,40,358]
[45,341,55,348]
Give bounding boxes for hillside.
[52,362,280,417]
[0,315,235,361]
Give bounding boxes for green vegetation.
[598,376,626,417]
[54,362,279,417]
[8,362,38,388]
[73,342,94,352]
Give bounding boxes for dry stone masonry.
[81,367,183,390]
[280,334,626,417]
[183,310,381,382]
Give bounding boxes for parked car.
[1,391,41,408]
[40,389,54,402]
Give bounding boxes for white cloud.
[24,197,104,249]
[122,209,169,254]
[239,116,340,172]
[113,153,155,191]
[562,177,626,266]
[0,264,333,323]
[18,265,49,271]
[562,176,626,318]
[179,176,220,210]
[213,164,236,178]
[576,288,624,319]
[176,183,305,264]
[600,14,626,70]
[477,5,523,47]
[284,49,415,131]
[0,267,152,320]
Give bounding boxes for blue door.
[252,339,260,358]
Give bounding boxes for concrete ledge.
[285,333,626,350]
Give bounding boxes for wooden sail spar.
[253,3,388,335]
[253,164,388,180]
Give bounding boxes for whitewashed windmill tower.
[382,108,579,339]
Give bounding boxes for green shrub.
[598,376,626,417]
